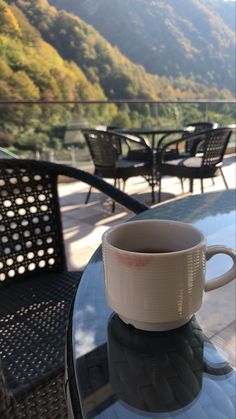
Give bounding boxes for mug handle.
[205,246,236,292]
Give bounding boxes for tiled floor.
[59,155,236,366]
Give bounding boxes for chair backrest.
[202,128,232,167]
[0,160,66,286]
[183,122,218,154]
[0,159,148,286]
[81,129,118,169]
[0,360,18,419]
[185,121,218,132]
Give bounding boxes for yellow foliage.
[0,1,21,36]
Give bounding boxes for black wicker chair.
[0,356,69,419]
[0,159,148,418]
[156,128,232,202]
[81,129,154,206]
[181,121,219,156]
[0,359,67,419]
[156,121,218,161]
[0,359,18,419]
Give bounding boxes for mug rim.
[102,219,206,256]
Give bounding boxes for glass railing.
[0,99,235,168]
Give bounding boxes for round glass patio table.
[67,190,236,419]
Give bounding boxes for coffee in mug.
[102,220,236,331]
[127,248,174,253]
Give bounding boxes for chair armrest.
[156,132,181,150]
[111,132,151,151]
[119,135,152,162]
[156,130,195,151]
[1,158,148,214]
[157,133,205,163]
[55,162,150,214]
[125,134,151,149]
[10,159,148,215]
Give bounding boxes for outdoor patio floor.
[59,154,236,366]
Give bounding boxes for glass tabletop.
[116,128,185,135]
[71,190,236,418]
[115,128,185,149]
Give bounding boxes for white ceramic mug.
[102,220,236,331]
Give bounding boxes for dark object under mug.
[108,314,234,413]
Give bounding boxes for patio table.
[115,128,186,202]
[66,190,236,419]
[115,128,185,150]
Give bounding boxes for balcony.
[1,98,235,267]
[0,99,235,417]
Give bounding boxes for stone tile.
[80,212,127,227]
[60,191,106,208]
[96,212,132,227]
[197,280,235,337]
[61,202,107,220]
[63,221,93,242]
[66,245,100,272]
[59,180,88,197]
[210,321,236,367]
[61,214,83,230]
[63,222,109,271]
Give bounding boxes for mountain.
[0,0,234,151]
[49,0,236,94]
[9,0,162,100]
[0,0,109,150]
[0,0,104,101]
[206,0,236,31]
[7,0,234,101]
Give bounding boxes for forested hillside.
[5,0,234,101]
[1,0,160,101]
[0,0,104,102]
[206,0,236,31]
[50,0,235,94]
[0,0,108,151]
[0,0,234,155]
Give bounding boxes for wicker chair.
[0,360,18,419]
[156,121,218,161]
[156,128,232,201]
[0,159,148,418]
[81,129,154,206]
[0,359,67,419]
[182,121,219,156]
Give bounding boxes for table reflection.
[107,314,234,417]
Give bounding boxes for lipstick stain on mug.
[116,253,150,267]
